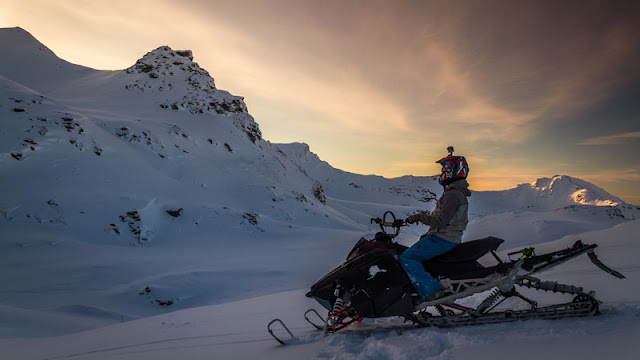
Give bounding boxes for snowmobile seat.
[430,236,504,263]
[422,236,504,277]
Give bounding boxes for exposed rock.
[313,182,326,205]
[124,46,249,116]
[166,208,183,218]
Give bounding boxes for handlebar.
[370,211,404,238]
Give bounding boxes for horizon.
[1,0,639,204]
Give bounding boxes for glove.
[406,210,430,225]
[405,215,419,224]
[392,219,405,227]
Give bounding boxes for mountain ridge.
[1,26,638,250]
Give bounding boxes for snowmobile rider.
[400,147,471,300]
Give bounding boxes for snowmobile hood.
[446,179,471,197]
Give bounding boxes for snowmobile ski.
[304,308,325,330]
[267,318,298,345]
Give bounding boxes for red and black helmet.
[436,147,469,186]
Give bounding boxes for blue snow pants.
[399,234,458,298]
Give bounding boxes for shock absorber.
[326,284,346,333]
[330,283,345,314]
[325,284,362,333]
[331,298,344,315]
[475,288,503,314]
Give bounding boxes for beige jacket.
[412,179,471,243]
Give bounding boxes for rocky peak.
[125,46,248,115]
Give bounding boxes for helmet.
[436,155,469,186]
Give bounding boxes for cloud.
[392,1,640,147]
[580,168,640,182]
[12,0,635,148]
[4,0,640,201]
[578,131,640,145]
[449,1,640,112]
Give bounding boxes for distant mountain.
[471,175,626,214]
[276,142,440,205]
[0,27,638,249]
[279,142,640,246]
[465,175,639,246]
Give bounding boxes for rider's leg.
[399,234,457,298]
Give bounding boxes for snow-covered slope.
[0,27,97,94]
[3,220,639,360]
[0,72,334,244]
[0,27,355,250]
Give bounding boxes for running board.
[416,260,524,309]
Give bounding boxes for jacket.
[413,179,471,244]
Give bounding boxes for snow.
[1,27,640,359]
[6,222,639,360]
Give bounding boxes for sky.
[1,0,640,203]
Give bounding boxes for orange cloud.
[3,1,639,202]
[578,131,640,145]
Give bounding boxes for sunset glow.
[2,0,639,203]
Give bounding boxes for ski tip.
[268,318,298,345]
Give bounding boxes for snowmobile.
[268,211,625,344]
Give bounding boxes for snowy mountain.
[465,175,640,246]
[1,27,639,354]
[1,26,637,249]
[277,142,639,246]
[0,27,348,248]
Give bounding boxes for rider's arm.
[416,190,463,228]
